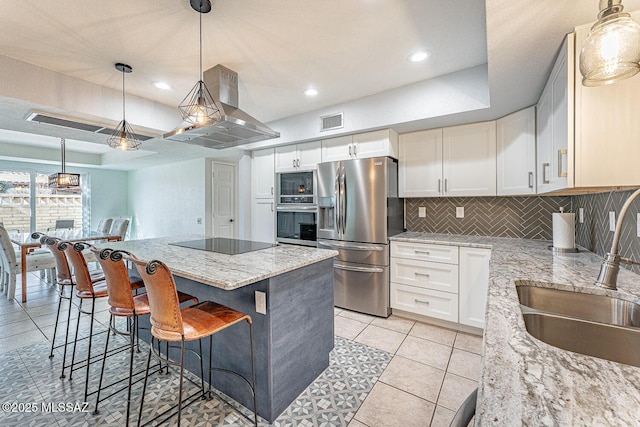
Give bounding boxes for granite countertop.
[390,232,640,426]
[95,235,338,291]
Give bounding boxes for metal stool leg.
[136,337,154,427]
[83,297,97,402]
[67,298,84,380]
[177,340,186,426]
[249,321,257,426]
[125,315,136,426]
[92,314,113,415]
[48,284,65,358]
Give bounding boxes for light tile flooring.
[1,273,483,426]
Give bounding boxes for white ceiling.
[0,0,639,170]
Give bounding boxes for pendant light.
[107,63,142,150]
[48,138,80,188]
[178,0,221,125]
[580,0,640,86]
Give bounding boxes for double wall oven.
[275,171,318,247]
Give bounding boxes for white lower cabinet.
[458,247,491,328]
[390,241,490,329]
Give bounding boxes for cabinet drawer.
[391,241,458,264]
[391,283,458,322]
[390,257,458,293]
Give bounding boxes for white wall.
[127,158,206,239]
[0,159,128,230]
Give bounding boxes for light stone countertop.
[95,235,338,290]
[390,232,640,426]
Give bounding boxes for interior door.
[213,162,235,238]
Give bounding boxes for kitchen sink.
[516,285,640,327]
[516,284,640,367]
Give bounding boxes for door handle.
[528,172,534,189]
[333,262,384,273]
[542,163,550,184]
[558,149,567,178]
[229,219,234,222]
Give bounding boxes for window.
[0,170,85,232]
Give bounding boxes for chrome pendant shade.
[179,0,221,125]
[580,0,640,86]
[107,63,142,150]
[49,138,80,188]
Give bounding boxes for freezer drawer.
[391,241,459,264]
[333,261,390,317]
[390,257,459,294]
[391,283,458,322]
[318,240,389,266]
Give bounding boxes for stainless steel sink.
[521,312,640,368]
[516,285,640,327]
[516,285,640,367]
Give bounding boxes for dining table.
[10,229,121,303]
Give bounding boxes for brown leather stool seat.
[127,253,257,427]
[89,247,198,425]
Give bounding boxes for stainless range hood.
[163,65,280,149]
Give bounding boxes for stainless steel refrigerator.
[317,156,403,317]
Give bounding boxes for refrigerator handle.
[334,166,341,235]
[340,165,347,235]
[333,262,384,274]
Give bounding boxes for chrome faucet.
[595,188,640,290]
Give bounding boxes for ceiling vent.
[26,111,154,141]
[320,112,344,132]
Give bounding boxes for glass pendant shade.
[108,63,141,150]
[107,119,142,151]
[580,0,640,86]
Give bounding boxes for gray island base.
[99,236,337,423]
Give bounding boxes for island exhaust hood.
[163,64,280,149]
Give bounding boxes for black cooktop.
[170,238,277,255]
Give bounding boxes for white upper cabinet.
[442,121,497,197]
[399,129,443,197]
[275,141,321,172]
[537,34,573,194]
[252,148,275,199]
[399,122,496,197]
[497,106,536,195]
[573,11,640,187]
[321,129,398,162]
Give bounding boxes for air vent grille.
[26,111,155,140]
[320,112,344,132]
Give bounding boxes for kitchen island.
[97,235,338,423]
[391,232,640,426]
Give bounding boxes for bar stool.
[128,254,257,427]
[38,235,104,378]
[90,247,199,426]
[61,241,144,403]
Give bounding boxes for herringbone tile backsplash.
[574,189,640,274]
[404,189,640,274]
[405,196,571,240]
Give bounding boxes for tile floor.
[1,273,483,426]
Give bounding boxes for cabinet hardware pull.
[438,179,441,194]
[414,250,430,255]
[297,159,301,168]
[353,144,357,156]
[414,272,430,277]
[271,203,274,212]
[444,178,448,193]
[415,299,430,305]
[348,145,352,156]
[292,159,296,168]
[558,149,567,178]
[271,186,274,195]
[528,172,533,189]
[542,163,550,184]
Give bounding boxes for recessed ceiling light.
[408,51,430,63]
[153,81,172,90]
[303,88,318,96]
